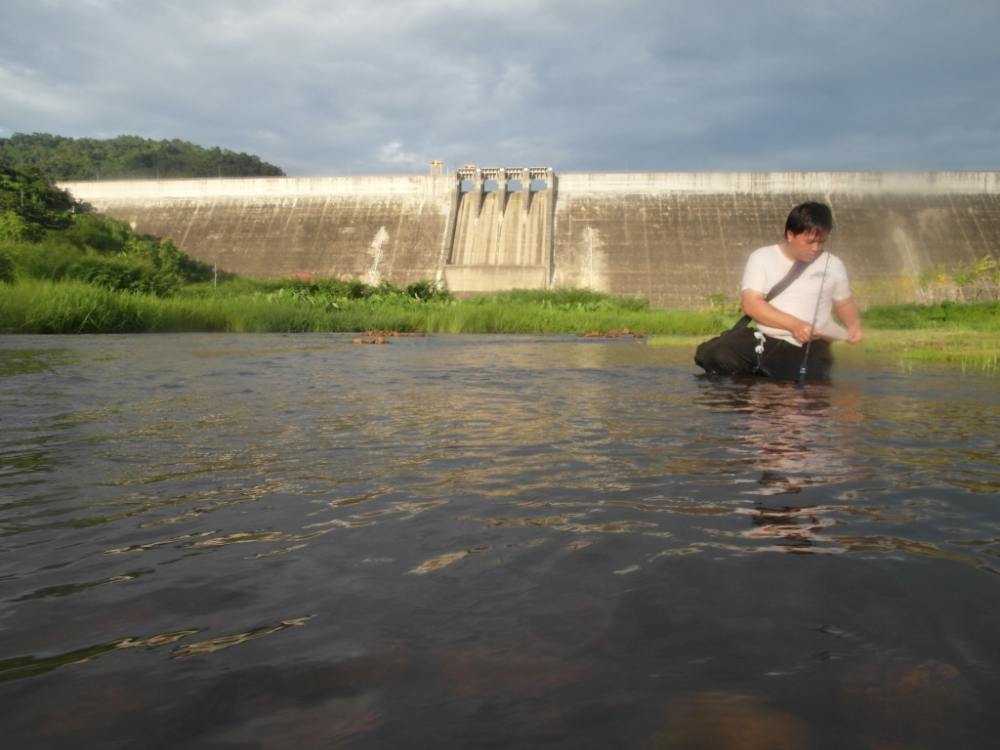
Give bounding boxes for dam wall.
[553,172,1000,308]
[62,176,454,287]
[61,171,1000,308]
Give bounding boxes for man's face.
[783,229,829,263]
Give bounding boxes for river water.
[1,333,998,749]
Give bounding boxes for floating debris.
[363,330,424,337]
[579,328,644,339]
[408,546,490,575]
[352,336,389,345]
[614,564,641,575]
[352,330,426,343]
[172,616,314,658]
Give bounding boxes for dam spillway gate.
[443,166,555,293]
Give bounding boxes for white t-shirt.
[741,244,852,346]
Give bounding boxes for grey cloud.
[1,0,998,174]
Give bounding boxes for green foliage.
[864,301,999,331]
[0,251,13,283]
[62,213,131,252]
[0,162,213,296]
[404,280,449,301]
[4,238,81,280]
[0,211,43,242]
[465,287,649,312]
[0,133,285,181]
[0,279,151,333]
[0,275,726,335]
[0,163,76,229]
[3,270,997,341]
[181,276,452,308]
[68,254,178,296]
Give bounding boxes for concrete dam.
[61,170,1000,308]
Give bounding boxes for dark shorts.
[694,327,833,383]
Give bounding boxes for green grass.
[649,327,999,374]
[843,329,1000,373]
[0,279,733,335]
[863,301,999,330]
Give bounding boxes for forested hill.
[0,133,285,180]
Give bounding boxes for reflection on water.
[0,334,998,748]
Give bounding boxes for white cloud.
[376,141,426,170]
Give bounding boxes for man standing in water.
[695,201,864,382]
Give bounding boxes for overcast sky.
[2,0,998,176]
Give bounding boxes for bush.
[0,210,44,242]
[0,251,14,283]
[68,254,179,296]
[405,279,451,301]
[62,213,131,253]
[5,237,81,280]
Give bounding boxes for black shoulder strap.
[764,259,811,302]
[730,256,815,330]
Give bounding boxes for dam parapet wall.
[61,171,1000,308]
[556,171,1000,195]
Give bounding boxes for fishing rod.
[795,251,832,388]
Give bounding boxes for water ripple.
[2,334,999,747]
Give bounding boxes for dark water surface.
[1,334,998,749]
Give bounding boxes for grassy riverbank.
[2,278,996,370]
[0,279,735,335]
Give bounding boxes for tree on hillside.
[0,133,286,180]
[0,163,76,232]
[0,161,214,293]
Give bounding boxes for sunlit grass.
[0,280,732,335]
[842,329,1000,373]
[649,329,1000,374]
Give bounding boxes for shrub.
[406,279,451,301]
[0,210,44,242]
[62,212,131,253]
[5,237,82,280]
[0,251,14,283]
[68,254,179,296]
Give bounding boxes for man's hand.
[789,319,815,344]
[741,289,814,343]
[834,297,864,344]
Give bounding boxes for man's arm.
[741,289,815,344]
[833,297,864,343]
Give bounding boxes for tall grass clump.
[0,279,156,333]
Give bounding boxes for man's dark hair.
[784,201,833,236]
